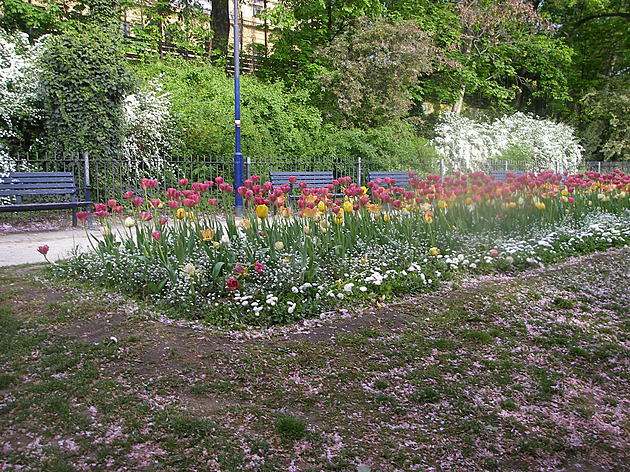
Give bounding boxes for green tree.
[0,0,62,39]
[583,75,630,161]
[259,0,383,86]
[211,0,229,59]
[445,0,571,115]
[317,16,446,127]
[134,0,212,58]
[38,25,134,155]
[541,0,630,159]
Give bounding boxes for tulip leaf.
[147,278,167,294]
[212,261,225,278]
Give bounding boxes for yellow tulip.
[176,208,186,219]
[508,202,517,209]
[256,204,269,219]
[535,201,546,210]
[200,228,215,241]
[343,201,353,213]
[429,247,439,256]
[280,206,292,218]
[318,201,326,212]
[437,200,448,209]
[383,213,391,222]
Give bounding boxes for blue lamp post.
[233,0,244,215]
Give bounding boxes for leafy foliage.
[37,25,134,155]
[583,75,630,161]
[317,16,445,127]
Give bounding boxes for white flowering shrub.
[0,31,46,172]
[121,78,180,178]
[432,112,583,173]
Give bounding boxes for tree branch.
[569,13,630,38]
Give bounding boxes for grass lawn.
[1,247,629,471]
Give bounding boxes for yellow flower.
[334,215,344,225]
[317,200,326,212]
[212,241,220,248]
[302,207,318,218]
[200,228,215,241]
[535,201,546,210]
[429,247,439,256]
[256,204,269,219]
[176,208,186,219]
[465,197,473,205]
[561,189,569,196]
[383,213,391,223]
[343,201,353,213]
[366,203,381,213]
[508,202,517,209]
[437,200,448,209]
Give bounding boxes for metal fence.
[3,151,630,207]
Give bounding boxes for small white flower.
[182,263,196,277]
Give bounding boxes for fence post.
[598,161,601,174]
[246,155,251,180]
[82,152,91,203]
[505,160,508,171]
[439,159,444,178]
[356,156,362,187]
[82,152,93,229]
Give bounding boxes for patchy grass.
[0,247,629,471]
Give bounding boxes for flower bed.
[51,170,630,326]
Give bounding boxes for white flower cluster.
[0,32,47,171]
[122,78,180,179]
[431,112,583,173]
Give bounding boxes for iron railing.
[3,151,630,207]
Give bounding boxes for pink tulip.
[227,276,238,291]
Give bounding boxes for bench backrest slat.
[269,171,335,188]
[0,172,78,197]
[368,171,415,187]
[490,170,523,183]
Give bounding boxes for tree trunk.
[212,0,230,60]
[452,85,466,115]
